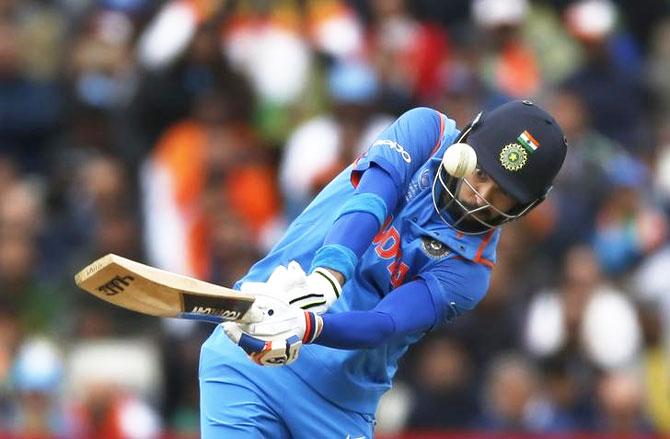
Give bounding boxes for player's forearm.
[315,311,396,349]
[313,280,438,349]
[311,165,399,282]
[324,268,345,286]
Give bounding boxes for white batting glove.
[223,306,323,366]
[222,322,302,366]
[238,291,290,324]
[285,265,342,313]
[240,261,342,314]
[239,262,306,302]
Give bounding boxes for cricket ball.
[442,143,478,178]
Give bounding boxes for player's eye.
[474,167,487,181]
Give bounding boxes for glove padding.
[286,266,342,312]
[223,305,322,366]
[237,289,290,324]
[241,261,342,314]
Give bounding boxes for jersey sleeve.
[315,264,490,349]
[416,257,492,325]
[351,107,446,193]
[316,279,437,349]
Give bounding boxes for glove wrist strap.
[302,312,323,344]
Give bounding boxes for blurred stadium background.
[1,0,670,437]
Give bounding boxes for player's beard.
[440,178,503,232]
[447,199,502,232]
[456,199,502,223]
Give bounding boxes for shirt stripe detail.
[430,112,446,156]
[474,229,495,265]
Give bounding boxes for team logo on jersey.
[499,143,528,172]
[419,168,431,189]
[420,236,450,259]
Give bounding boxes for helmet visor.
[431,162,538,234]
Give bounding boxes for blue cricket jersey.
[206,107,499,414]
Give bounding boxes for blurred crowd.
[0,0,670,437]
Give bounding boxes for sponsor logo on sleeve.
[373,139,411,163]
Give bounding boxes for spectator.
[448,221,531,378]
[426,26,511,128]
[141,86,279,280]
[134,18,254,153]
[0,308,21,431]
[652,123,670,213]
[595,369,654,434]
[525,245,642,370]
[367,0,449,109]
[406,336,478,429]
[0,176,73,337]
[593,155,668,276]
[221,0,314,142]
[472,0,541,98]
[538,355,594,431]
[0,18,62,172]
[68,383,161,439]
[636,302,670,433]
[9,337,69,436]
[475,353,547,432]
[522,1,582,86]
[279,60,393,219]
[538,87,624,258]
[563,0,650,152]
[647,19,670,121]
[65,339,162,438]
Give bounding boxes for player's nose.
[475,181,495,206]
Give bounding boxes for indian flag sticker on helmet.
[517,130,541,153]
[499,143,528,171]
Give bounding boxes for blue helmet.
[433,100,568,234]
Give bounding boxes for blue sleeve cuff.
[336,192,387,228]
[310,244,358,280]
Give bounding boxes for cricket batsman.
[199,100,567,437]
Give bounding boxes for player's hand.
[241,261,342,314]
[222,306,322,366]
[222,321,302,366]
[240,261,307,297]
[238,290,290,324]
[285,264,342,313]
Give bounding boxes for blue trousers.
[199,325,375,438]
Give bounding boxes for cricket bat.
[74,254,257,324]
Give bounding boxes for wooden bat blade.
[74,254,255,323]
